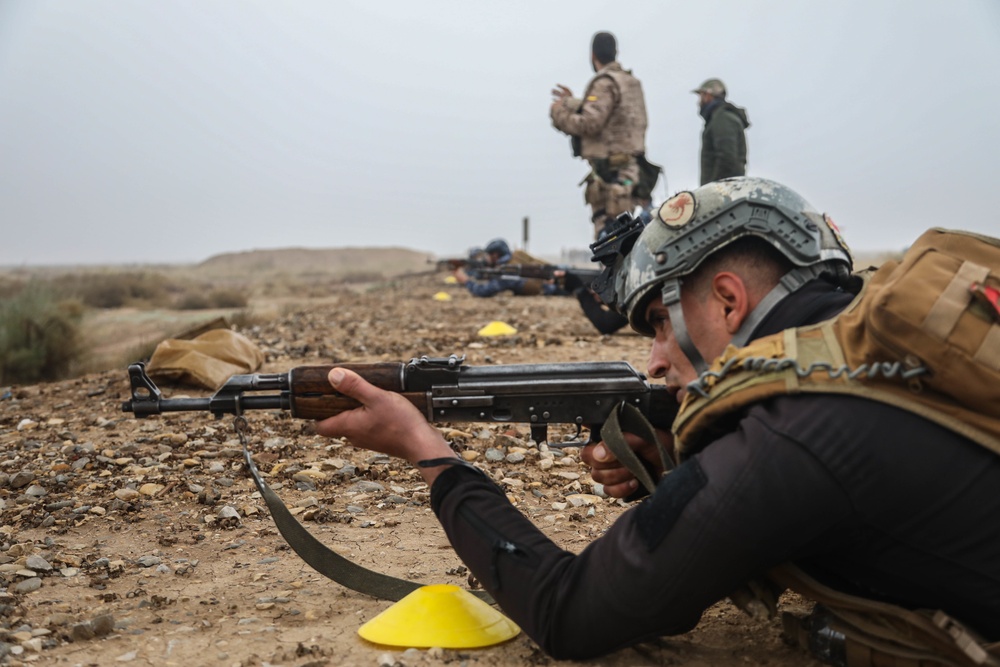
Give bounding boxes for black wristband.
[418,456,478,470]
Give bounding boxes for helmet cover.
[608,177,853,335]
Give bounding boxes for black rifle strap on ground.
[235,416,494,603]
[600,402,674,495]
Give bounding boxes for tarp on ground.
[145,328,264,390]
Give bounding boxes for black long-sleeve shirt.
[429,281,1000,658]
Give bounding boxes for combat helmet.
[596,177,853,373]
[484,238,512,264]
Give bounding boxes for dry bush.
[206,288,248,308]
[0,275,27,300]
[173,287,249,310]
[174,291,211,310]
[0,282,83,384]
[48,271,177,308]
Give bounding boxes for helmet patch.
[823,213,852,259]
[658,192,695,228]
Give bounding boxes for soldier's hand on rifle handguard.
[313,368,460,484]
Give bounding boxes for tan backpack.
[670,228,1000,666]
[674,227,1000,457]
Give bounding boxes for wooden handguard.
[287,363,427,420]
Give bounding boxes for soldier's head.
[484,238,512,266]
[598,177,852,398]
[692,78,726,109]
[591,32,617,70]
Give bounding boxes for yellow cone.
[433,291,453,301]
[358,584,519,649]
[477,320,517,337]
[443,276,458,285]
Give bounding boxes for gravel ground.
[0,275,822,666]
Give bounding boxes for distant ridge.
[195,246,434,278]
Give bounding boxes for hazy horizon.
[3,1,999,266]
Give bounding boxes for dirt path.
[0,276,822,666]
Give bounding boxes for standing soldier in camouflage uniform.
[550,32,651,240]
[693,78,750,185]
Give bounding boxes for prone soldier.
[314,178,1000,664]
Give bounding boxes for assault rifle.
[475,265,601,292]
[433,257,483,272]
[122,355,677,446]
[121,354,677,603]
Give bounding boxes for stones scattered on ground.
[0,281,645,664]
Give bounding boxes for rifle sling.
[600,402,674,495]
[241,443,494,604]
[239,403,668,603]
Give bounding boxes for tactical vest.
[674,228,1000,458]
[510,249,545,266]
[576,63,647,160]
[509,249,547,296]
[670,228,1000,666]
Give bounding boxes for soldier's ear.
[709,272,751,335]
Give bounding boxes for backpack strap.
[922,260,990,339]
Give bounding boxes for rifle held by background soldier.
[475,265,601,292]
[433,257,482,272]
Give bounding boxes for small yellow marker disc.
[477,321,517,337]
[433,291,452,301]
[443,276,458,285]
[358,584,519,649]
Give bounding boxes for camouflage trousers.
[583,157,640,240]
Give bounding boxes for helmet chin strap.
[662,265,831,375]
[729,264,830,348]
[661,279,710,376]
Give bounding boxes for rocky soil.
[0,275,822,667]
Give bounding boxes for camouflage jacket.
[550,62,647,160]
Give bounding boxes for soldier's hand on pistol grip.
[581,429,674,499]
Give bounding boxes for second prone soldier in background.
[550,32,659,240]
[453,239,563,298]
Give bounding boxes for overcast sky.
[2,1,999,266]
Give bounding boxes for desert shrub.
[0,276,26,300]
[173,286,248,310]
[207,289,248,308]
[174,291,212,310]
[79,275,129,308]
[0,282,83,384]
[49,271,176,308]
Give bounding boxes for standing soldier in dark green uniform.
[693,78,750,185]
[550,32,652,240]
